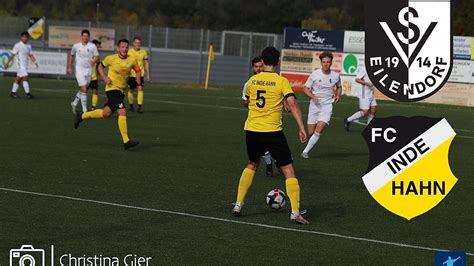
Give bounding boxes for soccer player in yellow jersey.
[127,37,150,113]
[89,39,101,110]
[232,47,309,224]
[74,39,140,150]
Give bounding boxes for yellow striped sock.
[236,168,255,205]
[81,109,103,119]
[92,94,98,108]
[128,90,134,105]
[286,177,300,213]
[118,115,130,143]
[137,90,144,106]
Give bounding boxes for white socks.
[72,91,88,112]
[73,91,81,105]
[12,83,19,93]
[348,111,364,122]
[303,132,320,154]
[80,92,88,112]
[22,81,30,94]
[262,151,272,165]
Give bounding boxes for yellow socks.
[92,94,98,108]
[81,109,104,120]
[118,115,130,143]
[236,168,255,205]
[137,90,144,106]
[286,177,301,213]
[128,90,134,105]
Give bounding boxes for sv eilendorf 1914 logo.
[365,0,453,102]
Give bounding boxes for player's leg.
[262,150,273,177]
[127,77,136,111]
[10,75,22,98]
[137,77,144,113]
[368,99,377,123]
[301,123,316,158]
[114,93,139,150]
[90,80,99,110]
[268,131,308,224]
[233,131,264,216]
[21,75,33,98]
[345,97,370,131]
[302,104,331,158]
[71,74,89,113]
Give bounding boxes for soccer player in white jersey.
[301,52,342,159]
[4,32,38,99]
[344,67,377,130]
[68,29,99,113]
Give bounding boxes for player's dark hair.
[20,31,30,37]
[92,39,102,45]
[81,29,90,36]
[251,56,262,66]
[133,36,141,41]
[319,52,333,61]
[261,47,280,66]
[117,39,129,46]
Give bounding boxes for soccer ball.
[266,189,287,209]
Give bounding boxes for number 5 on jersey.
[256,90,266,108]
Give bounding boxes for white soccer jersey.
[304,69,341,104]
[242,82,248,100]
[356,67,374,99]
[71,42,99,72]
[11,41,33,69]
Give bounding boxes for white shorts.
[359,97,377,110]
[76,73,91,87]
[307,102,333,125]
[16,68,28,78]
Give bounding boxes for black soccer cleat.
[26,93,34,99]
[137,105,143,114]
[266,163,273,177]
[9,92,18,98]
[344,117,350,131]
[74,112,83,129]
[129,104,134,112]
[124,140,139,150]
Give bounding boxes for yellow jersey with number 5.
[244,72,295,132]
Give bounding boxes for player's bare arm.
[98,63,111,84]
[302,86,319,103]
[145,59,150,82]
[67,53,74,74]
[29,54,38,68]
[4,54,15,68]
[91,55,99,67]
[286,96,307,143]
[355,78,373,87]
[334,85,342,103]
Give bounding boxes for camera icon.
[10,245,45,266]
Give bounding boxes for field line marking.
[0,187,472,256]
[32,87,474,136]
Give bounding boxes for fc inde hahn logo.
[365,0,453,101]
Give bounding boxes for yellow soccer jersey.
[101,54,140,93]
[244,72,295,132]
[128,48,148,77]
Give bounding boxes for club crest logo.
[361,117,458,220]
[365,0,453,101]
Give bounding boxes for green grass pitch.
[0,76,472,264]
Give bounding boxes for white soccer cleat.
[290,212,309,224]
[232,202,243,217]
[301,152,309,159]
[70,101,77,114]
